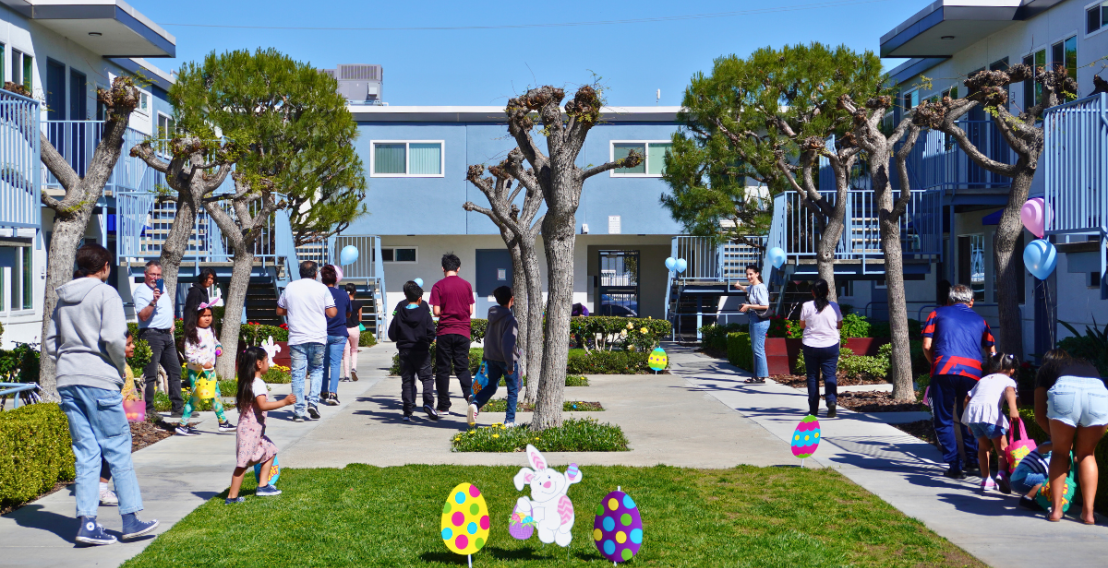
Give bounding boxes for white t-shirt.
[277,277,335,345]
[962,373,1018,429]
[800,300,843,348]
[251,377,268,400]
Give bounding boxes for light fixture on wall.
[88,32,103,37]
[941,35,955,40]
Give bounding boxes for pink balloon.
[1020,198,1046,238]
[334,265,343,283]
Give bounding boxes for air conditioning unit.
[335,64,383,103]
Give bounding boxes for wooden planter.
[765,337,890,375]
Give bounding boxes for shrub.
[726,332,753,371]
[1059,320,1108,377]
[128,339,153,375]
[450,418,629,452]
[0,342,41,383]
[0,403,76,509]
[700,323,745,353]
[564,375,590,387]
[359,331,377,347]
[570,316,670,345]
[240,322,289,347]
[565,350,651,374]
[767,317,803,339]
[840,313,872,339]
[263,365,291,384]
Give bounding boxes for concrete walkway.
[664,345,1108,568]
[0,345,393,567]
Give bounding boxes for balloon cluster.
[1020,198,1057,280]
[664,257,687,273]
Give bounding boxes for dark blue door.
[475,249,513,297]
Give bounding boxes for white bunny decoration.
[261,336,281,367]
[513,444,582,547]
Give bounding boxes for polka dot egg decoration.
[440,483,490,555]
[593,490,643,563]
[648,348,668,371]
[791,414,821,459]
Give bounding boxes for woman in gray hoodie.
[45,244,158,546]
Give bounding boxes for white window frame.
[134,87,151,117]
[369,140,445,178]
[156,112,175,157]
[1086,1,1108,38]
[381,246,418,264]
[1,244,34,315]
[609,140,672,178]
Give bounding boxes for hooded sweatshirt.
[387,300,436,353]
[484,304,519,366]
[45,277,128,391]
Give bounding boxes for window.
[12,49,32,91]
[610,141,672,176]
[1052,36,1078,80]
[371,141,443,176]
[135,88,150,116]
[3,244,33,312]
[902,89,919,111]
[836,280,853,298]
[381,247,417,263]
[1088,1,1108,35]
[1022,49,1047,107]
[942,86,959,100]
[157,113,175,155]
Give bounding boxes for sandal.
[744,377,765,384]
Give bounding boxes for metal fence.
[332,235,384,280]
[41,120,162,196]
[671,236,720,281]
[1043,93,1108,236]
[0,89,40,230]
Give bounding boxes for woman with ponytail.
[799,279,843,417]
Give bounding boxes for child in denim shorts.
[962,353,1020,493]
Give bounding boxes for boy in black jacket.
[388,281,439,421]
[467,286,521,427]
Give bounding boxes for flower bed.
[450,418,628,452]
[480,399,603,413]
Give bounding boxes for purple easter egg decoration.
[593,490,643,563]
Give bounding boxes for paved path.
[664,345,1108,568]
[0,346,390,568]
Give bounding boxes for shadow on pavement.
[9,505,78,544]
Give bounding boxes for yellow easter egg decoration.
[440,483,490,556]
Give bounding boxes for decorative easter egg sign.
[791,415,821,459]
[648,348,668,372]
[441,483,490,556]
[593,489,643,563]
[254,455,280,486]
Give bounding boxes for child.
[1011,441,1053,512]
[177,304,235,436]
[100,330,141,506]
[227,346,296,504]
[962,352,1021,493]
[387,281,438,422]
[468,286,521,427]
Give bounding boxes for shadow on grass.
[418,546,601,564]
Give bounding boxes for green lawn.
[122,465,981,568]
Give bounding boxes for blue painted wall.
[348,120,682,236]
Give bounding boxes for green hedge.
[570,316,671,341]
[726,332,753,372]
[359,331,377,347]
[0,403,76,509]
[1018,407,1108,515]
[390,347,652,375]
[700,323,746,353]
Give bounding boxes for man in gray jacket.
[467,286,521,427]
[46,244,158,546]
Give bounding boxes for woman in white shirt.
[799,279,843,417]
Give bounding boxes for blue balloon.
[1023,239,1057,280]
[414,278,424,288]
[675,258,687,273]
[339,245,359,266]
[665,257,677,271]
[768,247,787,269]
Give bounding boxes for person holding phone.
[133,260,184,420]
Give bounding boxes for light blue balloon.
[768,247,787,269]
[1023,239,1057,280]
[664,257,677,271]
[339,245,359,265]
[414,278,424,288]
[675,258,687,273]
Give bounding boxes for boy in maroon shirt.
[429,253,475,415]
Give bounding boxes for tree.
[500,85,641,430]
[464,151,545,405]
[840,94,922,401]
[914,65,1080,355]
[668,44,884,303]
[37,77,141,396]
[173,49,366,380]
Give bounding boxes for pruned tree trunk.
[216,247,254,380]
[815,214,842,305]
[534,212,575,429]
[521,244,544,406]
[995,171,1035,354]
[38,77,140,397]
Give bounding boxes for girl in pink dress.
[225,347,296,504]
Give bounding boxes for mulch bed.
[834,390,927,413]
[771,373,887,388]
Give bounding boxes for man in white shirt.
[277,261,337,421]
[132,260,183,419]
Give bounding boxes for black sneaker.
[826,402,837,418]
[340,376,352,383]
[292,415,306,423]
[943,468,966,480]
[75,517,117,546]
[402,415,412,422]
[175,425,200,436]
[308,404,320,419]
[996,471,1012,494]
[1019,496,1045,512]
[424,404,440,421]
[324,394,339,407]
[218,421,236,432]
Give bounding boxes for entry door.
[598,250,639,317]
[475,249,513,296]
[70,69,88,175]
[45,60,66,161]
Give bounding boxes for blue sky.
[136,0,920,106]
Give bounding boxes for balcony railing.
[42,120,162,196]
[1043,93,1108,236]
[0,89,40,230]
[819,120,1015,193]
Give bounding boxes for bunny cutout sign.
[512,445,582,547]
[261,336,281,367]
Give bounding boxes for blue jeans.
[749,316,770,378]
[473,360,521,424]
[930,374,980,470]
[290,342,325,415]
[322,334,348,394]
[803,344,839,413]
[59,386,144,518]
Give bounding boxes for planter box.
[844,337,889,357]
[765,337,890,375]
[234,340,292,369]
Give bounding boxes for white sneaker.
[99,488,119,506]
[467,403,479,427]
[981,478,997,492]
[504,421,516,428]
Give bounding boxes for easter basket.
[194,377,217,400]
[123,399,146,423]
[1005,417,1036,474]
[471,360,490,396]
